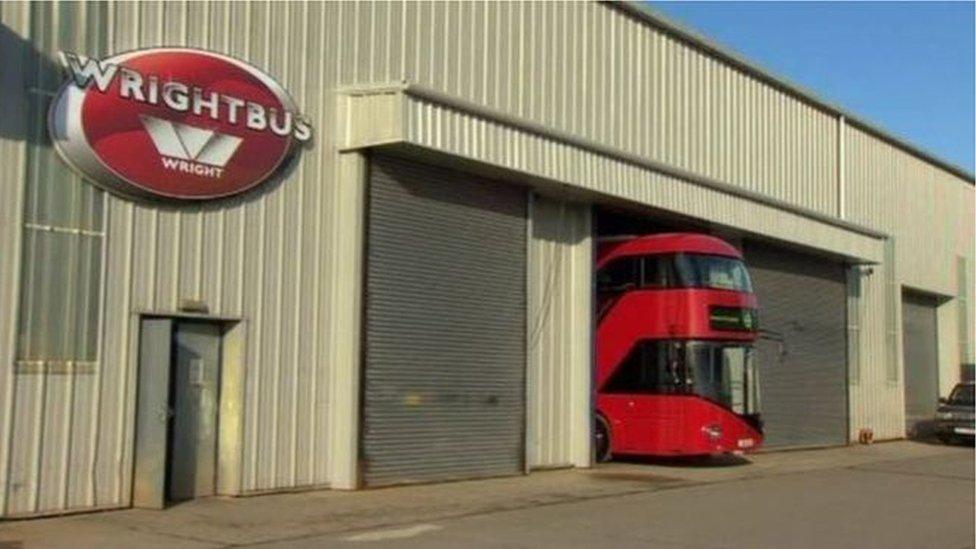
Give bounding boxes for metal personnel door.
[169,321,222,501]
[745,243,848,448]
[363,155,527,486]
[901,292,939,433]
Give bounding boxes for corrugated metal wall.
[0,1,29,518]
[397,94,882,264]
[2,1,351,516]
[0,0,114,517]
[383,2,841,216]
[844,126,974,440]
[527,196,592,469]
[845,126,974,295]
[0,0,973,516]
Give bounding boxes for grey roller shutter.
[901,292,939,433]
[745,243,848,448]
[363,155,527,486]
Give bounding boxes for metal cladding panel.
[101,0,337,506]
[1,0,114,517]
[393,1,840,216]
[0,0,30,518]
[399,95,882,264]
[363,155,527,486]
[901,293,940,432]
[845,126,975,295]
[527,196,592,469]
[2,1,347,516]
[844,125,974,441]
[846,263,906,442]
[745,242,848,449]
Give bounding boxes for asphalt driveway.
[1,441,972,548]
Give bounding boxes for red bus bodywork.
[596,233,763,457]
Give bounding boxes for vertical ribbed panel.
[2,1,345,516]
[884,239,899,384]
[2,0,109,517]
[109,1,342,498]
[959,257,972,365]
[358,1,840,215]
[845,126,974,294]
[399,95,881,263]
[0,0,32,517]
[847,267,862,384]
[847,264,905,441]
[527,196,592,469]
[844,125,974,440]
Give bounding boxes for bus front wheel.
[594,414,612,463]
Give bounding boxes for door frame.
[131,314,246,508]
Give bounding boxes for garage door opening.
[593,207,764,461]
[592,206,851,460]
[902,291,941,436]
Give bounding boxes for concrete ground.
[0,441,972,548]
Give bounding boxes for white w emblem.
[140,115,243,168]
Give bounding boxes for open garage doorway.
[592,206,764,462]
[592,205,850,462]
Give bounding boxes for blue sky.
[650,1,976,174]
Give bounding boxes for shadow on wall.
[0,22,60,145]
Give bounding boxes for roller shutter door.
[363,155,527,486]
[901,292,939,433]
[745,243,848,448]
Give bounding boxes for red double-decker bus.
[594,233,763,460]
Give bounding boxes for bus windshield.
[684,342,760,415]
[675,254,753,292]
[601,340,761,416]
[597,253,752,294]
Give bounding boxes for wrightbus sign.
[49,48,313,200]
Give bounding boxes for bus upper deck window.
[598,257,639,293]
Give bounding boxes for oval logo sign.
[49,48,312,201]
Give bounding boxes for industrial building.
[0,1,972,518]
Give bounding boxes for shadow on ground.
[610,453,753,468]
[907,420,975,447]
